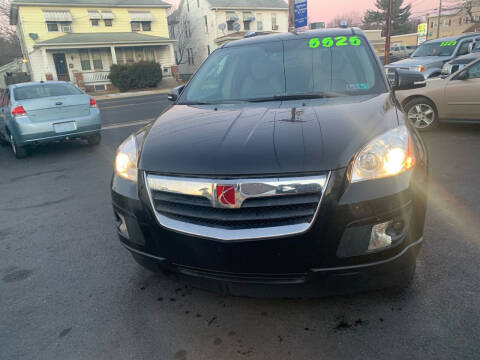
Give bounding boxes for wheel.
[86,133,101,146]
[404,97,439,131]
[10,134,27,159]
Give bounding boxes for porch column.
[41,48,53,80]
[110,46,118,65]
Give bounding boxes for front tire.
[86,133,101,146]
[10,134,27,159]
[404,97,439,131]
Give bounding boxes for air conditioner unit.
[61,24,72,33]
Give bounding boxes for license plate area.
[54,121,77,133]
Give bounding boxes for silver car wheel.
[407,104,435,129]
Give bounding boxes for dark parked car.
[112,29,429,297]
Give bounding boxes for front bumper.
[111,166,428,297]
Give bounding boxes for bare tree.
[169,10,195,66]
[0,0,16,39]
[464,0,480,23]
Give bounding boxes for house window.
[197,0,200,7]
[104,19,112,27]
[91,49,103,70]
[142,21,151,31]
[244,21,250,30]
[187,0,190,11]
[271,13,278,30]
[91,19,99,26]
[204,15,208,33]
[226,11,237,31]
[131,21,141,31]
[79,49,92,71]
[187,48,194,65]
[257,13,263,30]
[47,22,59,32]
[145,48,156,62]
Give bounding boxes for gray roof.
[207,0,287,9]
[34,32,172,47]
[11,0,170,7]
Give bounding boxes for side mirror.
[388,69,426,91]
[167,85,185,102]
[455,71,469,81]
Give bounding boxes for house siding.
[18,6,170,52]
[171,0,287,76]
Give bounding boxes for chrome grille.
[145,174,329,241]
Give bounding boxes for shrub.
[109,61,163,92]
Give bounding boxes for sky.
[164,0,441,23]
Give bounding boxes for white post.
[41,48,51,79]
[110,46,118,64]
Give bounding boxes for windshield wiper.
[246,93,343,103]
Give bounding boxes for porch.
[31,32,177,92]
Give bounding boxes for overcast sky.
[164,0,440,23]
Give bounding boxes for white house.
[168,0,288,77]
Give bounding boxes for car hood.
[139,93,399,176]
[385,56,451,68]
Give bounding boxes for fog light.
[116,213,129,238]
[369,221,393,251]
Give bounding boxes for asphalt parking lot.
[1,94,480,360]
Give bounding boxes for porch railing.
[82,71,110,84]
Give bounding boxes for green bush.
[109,61,163,92]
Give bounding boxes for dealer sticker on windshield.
[440,41,457,47]
[309,36,362,49]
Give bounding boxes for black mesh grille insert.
[151,191,322,230]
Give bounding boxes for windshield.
[13,83,83,101]
[411,41,457,57]
[474,43,480,52]
[179,35,387,104]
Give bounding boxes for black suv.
[111,29,429,297]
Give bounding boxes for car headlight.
[350,126,415,183]
[410,65,425,72]
[115,134,139,183]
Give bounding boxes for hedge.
[109,61,163,92]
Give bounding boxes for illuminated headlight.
[410,65,425,72]
[115,134,139,183]
[350,126,415,183]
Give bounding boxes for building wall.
[213,8,288,39]
[173,0,288,76]
[17,5,170,52]
[391,33,418,46]
[426,5,480,39]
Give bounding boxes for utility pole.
[288,0,295,32]
[384,0,393,65]
[436,0,442,39]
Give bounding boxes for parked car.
[112,29,429,297]
[0,81,102,158]
[385,34,480,79]
[390,44,410,59]
[441,41,480,76]
[396,58,480,131]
